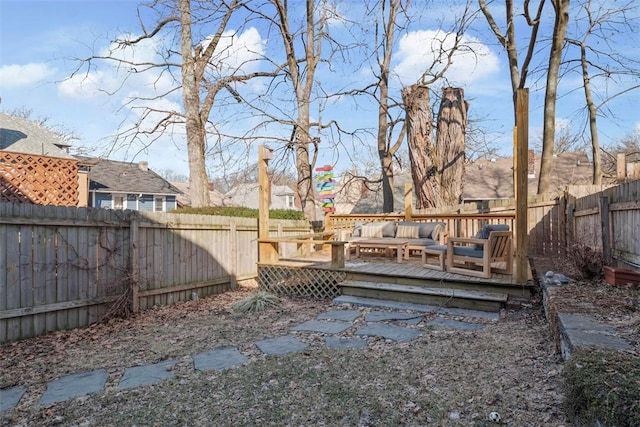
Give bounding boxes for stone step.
[339,280,508,312]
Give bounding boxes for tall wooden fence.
[0,203,309,342]
[570,180,640,269]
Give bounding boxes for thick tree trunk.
[402,84,440,209]
[539,0,569,194]
[295,123,316,222]
[436,87,468,206]
[179,0,210,207]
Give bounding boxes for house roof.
[350,152,598,213]
[0,111,75,159]
[225,183,297,209]
[170,181,229,207]
[78,156,182,195]
[462,151,594,200]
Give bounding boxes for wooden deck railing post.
[258,145,278,263]
[514,88,529,284]
[404,183,413,221]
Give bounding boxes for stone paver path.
[1,297,495,413]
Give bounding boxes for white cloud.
[393,30,500,87]
[202,27,266,75]
[0,63,57,88]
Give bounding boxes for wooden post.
[258,145,277,262]
[230,222,237,289]
[129,216,140,313]
[600,196,611,265]
[514,89,529,284]
[404,183,413,220]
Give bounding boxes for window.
[285,195,295,209]
[154,196,165,212]
[113,194,124,210]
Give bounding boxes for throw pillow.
[361,224,384,238]
[396,224,420,239]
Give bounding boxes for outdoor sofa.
[343,220,447,263]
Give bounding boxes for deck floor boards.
[284,252,527,286]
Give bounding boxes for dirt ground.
[1,255,638,427]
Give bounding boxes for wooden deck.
[258,251,535,312]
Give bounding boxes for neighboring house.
[225,183,299,210]
[349,151,600,214]
[78,157,182,212]
[0,111,86,206]
[170,181,230,207]
[462,151,597,202]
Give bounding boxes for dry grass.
[0,283,569,427]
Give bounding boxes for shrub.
[171,206,305,220]
[563,348,640,426]
[567,243,604,280]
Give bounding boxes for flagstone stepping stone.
[39,369,108,405]
[292,320,352,334]
[325,336,367,350]
[427,318,485,331]
[1,385,25,413]
[118,360,177,389]
[317,309,361,322]
[365,311,422,325]
[255,335,308,355]
[193,347,247,372]
[356,323,421,342]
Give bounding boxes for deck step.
[339,280,508,312]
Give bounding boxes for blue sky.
[1,0,639,179]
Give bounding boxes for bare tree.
[565,0,640,185]
[539,0,570,194]
[402,2,474,209]
[239,0,355,221]
[69,0,276,207]
[479,0,546,119]
[371,0,407,213]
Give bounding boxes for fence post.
[230,222,237,289]
[565,191,575,253]
[130,216,140,313]
[599,196,612,265]
[404,183,413,221]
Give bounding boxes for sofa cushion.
[475,224,510,249]
[380,221,397,237]
[406,238,437,247]
[351,222,364,237]
[396,224,420,239]
[396,221,445,240]
[453,246,484,258]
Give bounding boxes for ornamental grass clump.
[232,291,281,313]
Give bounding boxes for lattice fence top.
[0,151,79,206]
[258,264,346,300]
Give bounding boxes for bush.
[563,348,640,426]
[172,206,306,220]
[567,243,604,280]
